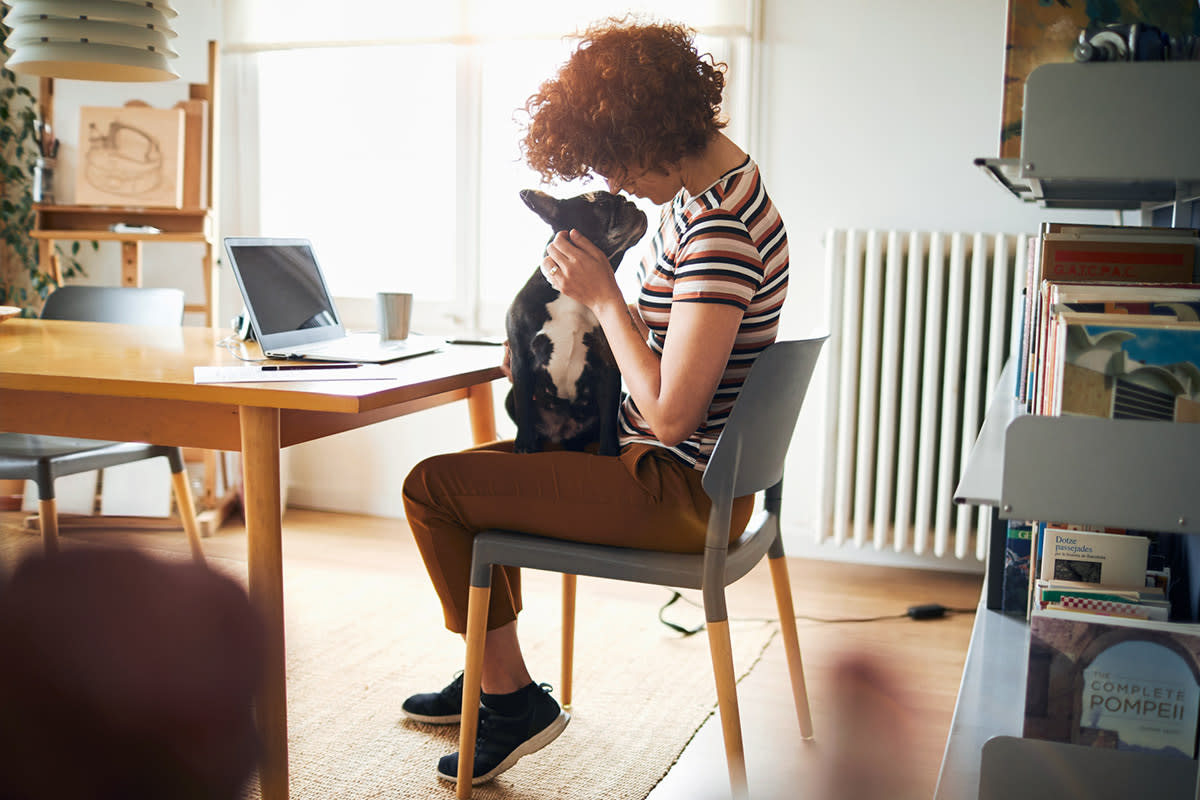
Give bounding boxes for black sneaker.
[402,672,466,725]
[436,682,570,785]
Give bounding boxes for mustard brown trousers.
[401,440,754,633]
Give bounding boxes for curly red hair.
[520,17,727,183]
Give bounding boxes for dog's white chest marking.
[539,294,597,402]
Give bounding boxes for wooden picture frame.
[76,105,185,208]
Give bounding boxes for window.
[237,7,756,335]
[256,45,458,305]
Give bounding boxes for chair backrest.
[40,286,185,326]
[702,336,827,501]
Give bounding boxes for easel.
[30,41,240,536]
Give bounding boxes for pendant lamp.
[3,0,180,82]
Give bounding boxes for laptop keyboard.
[307,334,404,354]
[269,333,443,362]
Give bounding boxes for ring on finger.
[549,264,560,275]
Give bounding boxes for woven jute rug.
[0,521,777,800]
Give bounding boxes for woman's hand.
[500,340,513,382]
[543,230,624,315]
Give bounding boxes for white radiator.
[819,229,1028,561]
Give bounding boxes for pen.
[261,363,362,371]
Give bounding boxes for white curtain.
[219,51,262,238]
[222,1,757,49]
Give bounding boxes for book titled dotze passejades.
[1039,528,1150,586]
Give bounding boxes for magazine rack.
[975,62,1200,212]
[979,737,1197,799]
[939,61,1200,800]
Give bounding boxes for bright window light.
[256,45,458,303]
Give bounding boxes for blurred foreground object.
[816,652,924,800]
[0,548,263,800]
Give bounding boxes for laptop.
[223,237,443,363]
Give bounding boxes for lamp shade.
[3,0,180,82]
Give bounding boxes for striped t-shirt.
[618,157,789,471]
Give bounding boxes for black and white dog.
[505,189,648,455]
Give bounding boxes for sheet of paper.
[194,365,390,384]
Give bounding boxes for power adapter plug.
[907,603,948,620]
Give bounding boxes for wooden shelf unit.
[34,204,212,236]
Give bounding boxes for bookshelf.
[940,61,1200,800]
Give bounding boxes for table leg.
[121,240,143,287]
[240,406,289,800]
[39,238,57,286]
[466,382,497,445]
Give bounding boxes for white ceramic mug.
[376,292,413,341]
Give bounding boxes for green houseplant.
[1,23,90,316]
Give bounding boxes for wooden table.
[0,318,504,800]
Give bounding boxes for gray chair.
[454,336,827,799]
[0,286,204,563]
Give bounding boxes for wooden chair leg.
[457,584,491,799]
[38,497,60,555]
[170,468,205,565]
[706,618,749,800]
[561,573,576,709]
[769,554,814,739]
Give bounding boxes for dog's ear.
[520,189,561,228]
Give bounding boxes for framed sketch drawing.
[76,105,185,208]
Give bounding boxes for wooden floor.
[1,508,982,800]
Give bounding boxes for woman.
[401,16,789,785]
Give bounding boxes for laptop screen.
[225,240,341,337]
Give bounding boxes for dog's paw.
[513,435,539,454]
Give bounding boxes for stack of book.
[998,221,1200,618]
[1002,520,1172,615]
[1032,527,1169,621]
[1021,530,1197,761]
[1016,222,1200,421]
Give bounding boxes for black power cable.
[657,591,976,635]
